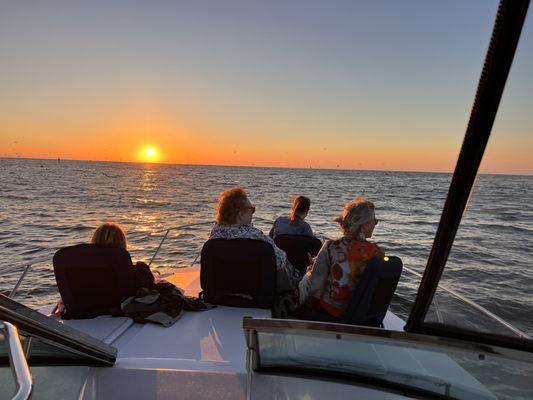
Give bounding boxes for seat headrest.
[200,238,277,309]
[274,234,322,271]
[53,244,138,319]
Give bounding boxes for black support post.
[405,0,530,333]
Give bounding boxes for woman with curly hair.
[298,197,384,322]
[209,186,298,292]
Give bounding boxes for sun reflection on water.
[141,168,157,192]
[130,211,161,234]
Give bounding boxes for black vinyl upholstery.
[200,238,277,308]
[53,244,138,319]
[344,256,403,327]
[274,234,322,271]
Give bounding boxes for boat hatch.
[0,294,116,367]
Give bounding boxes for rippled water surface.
[1,158,531,336]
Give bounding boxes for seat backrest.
[53,243,139,319]
[344,256,403,327]
[200,238,277,309]
[274,234,322,271]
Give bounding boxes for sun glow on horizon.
[145,147,155,158]
[139,146,160,162]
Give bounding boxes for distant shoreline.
[1,156,531,177]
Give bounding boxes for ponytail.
[289,196,311,221]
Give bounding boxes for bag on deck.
[121,262,214,327]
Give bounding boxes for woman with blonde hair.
[269,195,313,239]
[91,222,127,249]
[209,186,299,292]
[55,221,154,317]
[89,221,158,287]
[298,197,384,322]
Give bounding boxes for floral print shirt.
[302,236,384,319]
[209,222,298,291]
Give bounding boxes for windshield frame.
[243,318,533,364]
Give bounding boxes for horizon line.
[1,156,531,177]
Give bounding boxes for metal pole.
[9,265,32,299]
[190,251,201,267]
[148,229,170,267]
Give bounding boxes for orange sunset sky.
[1,2,532,174]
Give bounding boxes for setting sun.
[138,146,161,163]
[145,148,155,158]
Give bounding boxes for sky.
[0,1,531,174]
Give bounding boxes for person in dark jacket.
[269,195,314,238]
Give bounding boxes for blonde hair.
[91,222,127,249]
[215,187,249,225]
[334,197,375,239]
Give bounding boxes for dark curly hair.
[215,187,249,225]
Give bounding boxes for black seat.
[200,238,277,309]
[274,234,322,271]
[53,243,139,319]
[344,256,403,327]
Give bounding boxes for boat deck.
[63,266,405,373]
[52,267,412,399]
[30,267,495,399]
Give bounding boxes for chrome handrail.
[401,266,530,339]
[1,221,217,295]
[3,254,54,299]
[0,321,33,400]
[0,255,52,276]
[147,221,215,267]
[148,229,170,267]
[9,266,32,299]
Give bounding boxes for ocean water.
[0,158,531,337]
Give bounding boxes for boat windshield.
[245,319,533,400]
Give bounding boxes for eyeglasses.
[242,205,256,214]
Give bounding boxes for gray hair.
[334,197,375,239]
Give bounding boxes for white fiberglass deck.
[36,266,495,399]
[59,309,491,400]
[62,266,404,373]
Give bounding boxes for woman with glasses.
[209,186,299,292]
[298,197,383,322]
